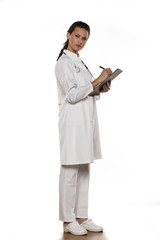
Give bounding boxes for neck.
[67,46,79,56]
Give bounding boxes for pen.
[99,66,105,69]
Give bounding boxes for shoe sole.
[64,228,87,235]
[81,226,103,232]
[86,229,103,232]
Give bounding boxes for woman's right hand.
[91,68,112,88]
[98,68,112,83]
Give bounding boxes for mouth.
[76,44,81,48]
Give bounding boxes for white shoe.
[81,219,103,232]
[64,221,87,235]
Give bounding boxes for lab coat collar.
[63,49,80,61]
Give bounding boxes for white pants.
[59,164,90,222]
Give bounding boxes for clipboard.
[89,68,123,96]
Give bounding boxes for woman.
[55,21,112,236]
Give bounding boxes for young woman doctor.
[55,21,112,236]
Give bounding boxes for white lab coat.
[55,49,102,165]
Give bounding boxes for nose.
[78,38,83,44]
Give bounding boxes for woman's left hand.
[100,80,111,93]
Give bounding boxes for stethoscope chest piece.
[74,65,80,73]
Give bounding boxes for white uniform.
[59,164,90,222]
[55,49,102,165]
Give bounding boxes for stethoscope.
[63,51,95,78]
[76,59,95,79]
[74,65,80,73]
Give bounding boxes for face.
[67,27,89,54]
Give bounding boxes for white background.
[0,0,160,239]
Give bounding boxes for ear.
[67,32,70,40]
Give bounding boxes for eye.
[75,34,79,38]
[82,37,87,41]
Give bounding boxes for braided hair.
[56,21,90,61]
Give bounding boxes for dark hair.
[56,21,90,61]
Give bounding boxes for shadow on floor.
[59,231,109,240]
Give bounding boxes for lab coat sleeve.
[55,59,93,104]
